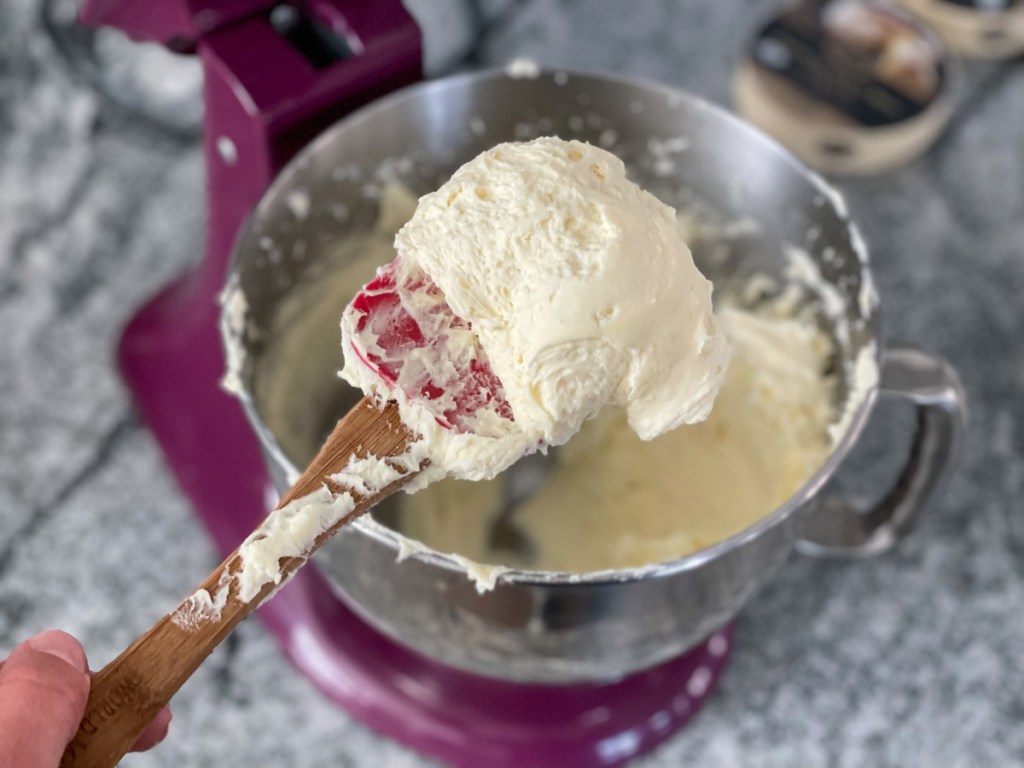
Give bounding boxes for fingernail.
[27,630,87,671]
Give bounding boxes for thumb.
[0,630,90,768]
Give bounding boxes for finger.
[130,705,172,752]
[0,630,90,768]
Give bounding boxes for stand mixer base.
[118,272,734,767]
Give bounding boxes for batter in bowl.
[398,303,835,571]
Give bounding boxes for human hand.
[0,630,171,768]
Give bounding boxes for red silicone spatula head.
[346,257,514,433]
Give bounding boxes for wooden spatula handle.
[61,398,417,768]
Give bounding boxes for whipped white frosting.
[341,138,730,482]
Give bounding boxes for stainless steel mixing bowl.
[223,69,966,683]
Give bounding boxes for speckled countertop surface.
[1,1,1023,766]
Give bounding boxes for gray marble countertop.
[2,1,1023,766]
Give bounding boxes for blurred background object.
[897,0,1024,59]
[734,0,956,174]
[39,0,525,139]
[43,0,204,137]
[732,0,1024,174]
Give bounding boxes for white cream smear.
[172,447,426,629]
[233,448,422,603]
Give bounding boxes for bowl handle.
[796,346,967,558]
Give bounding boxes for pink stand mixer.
[81,2,732,765]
